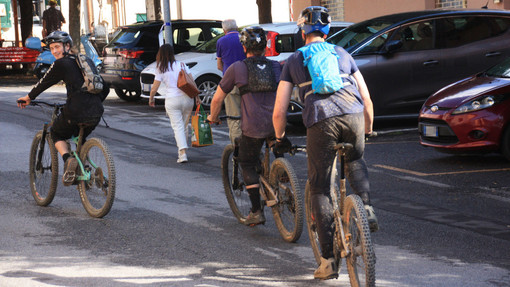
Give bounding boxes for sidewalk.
[0,70,39,86]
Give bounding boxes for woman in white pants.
[149,44,199,163]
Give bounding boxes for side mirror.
[381,40,402,54]
[25,37,42,51]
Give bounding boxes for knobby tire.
[29,131,58,206]
[221,144,250,223]
[305,181,323,265]
[78,138,116,218]
[269,158,303,243]
[344,194,376,287]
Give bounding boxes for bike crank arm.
[259,177,278,207]
[335,209,351,258]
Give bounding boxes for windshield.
[193,32,224,53]
[327,19,394,52]
[485,57,510,78]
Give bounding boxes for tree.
[19,0,33,46]
[256,0,272,24]
[69,0,81,49]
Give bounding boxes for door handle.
[423,60,439,66]
[485,52,501,57]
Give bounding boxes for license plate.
[423,125,438,137]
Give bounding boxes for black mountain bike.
[219,116,303,243]
[22,100,116,218]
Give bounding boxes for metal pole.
[162,0,172,45]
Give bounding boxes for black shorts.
[50,114,101,143]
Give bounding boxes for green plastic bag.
[191,104,213,147]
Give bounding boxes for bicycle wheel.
[344,194,376,287]
[78,138,116,218]
[304,181,322,264]
[269,158,303,243]
[221,144,251,224]
[29,131,59,206]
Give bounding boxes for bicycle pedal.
[62,172,76,186]
[266,199,277,207]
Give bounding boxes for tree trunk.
[146,0,162,20]
[19,0,33,45]
[256,0,272,24]
[69,0,81,49]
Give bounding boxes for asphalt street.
[0,80,509,286]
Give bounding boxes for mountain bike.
[218,116,303,243]
[305,143,376,286]
[20,100,116,218]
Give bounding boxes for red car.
[419,57,510,160]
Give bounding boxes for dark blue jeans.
[307,112,371,258]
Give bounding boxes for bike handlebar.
[17,100,64,108]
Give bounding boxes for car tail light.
[119,50,144,59]
[265,31,280,57]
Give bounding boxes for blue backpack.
[298,42,350,98]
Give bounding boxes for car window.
[136,29,159,48]
[389,21,435,52]
[328,20,393,52]
[110,29,140,46]
[356,30,391,54]
[439,16,507,48]
[275,34,295,53]
[195,33,223,53]
[175,27,204,47]
[485,57,510,78]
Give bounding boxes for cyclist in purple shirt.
[208,26,282,226]
[216,19,246,144]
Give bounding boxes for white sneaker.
[177,153,188,163]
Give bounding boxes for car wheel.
[502,125,510,161]
[115,88,141,102]
[195,75,220,109]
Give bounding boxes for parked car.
[101,20,222,101]
[327,9,510,118]
[418,57,510,160]
[140,21,352,113]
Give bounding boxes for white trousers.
[164,95,194,152]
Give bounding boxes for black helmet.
[44,31,73,47]
[239,26,267,51]
[298,6,331,35]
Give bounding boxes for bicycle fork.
[35,123,50,172]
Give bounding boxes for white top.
[154,60,190,98]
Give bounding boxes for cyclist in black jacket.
[17,31,109,186]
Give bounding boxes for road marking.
[373,164,510,177]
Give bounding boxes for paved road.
[0,83,509,286]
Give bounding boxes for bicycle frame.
[331,145,352,258]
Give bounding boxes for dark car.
[418,57,510,160]
[327,9,510,118]
[101,20,222,101]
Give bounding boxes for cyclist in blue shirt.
[272,6,379,280]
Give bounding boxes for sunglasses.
[298,9,331,26]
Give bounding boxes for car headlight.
[452,95,504,115]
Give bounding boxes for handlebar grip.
[17,100,26,104]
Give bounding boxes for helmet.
[44,31,73,47]
[298,6,331,35]
[239,26,267,51]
